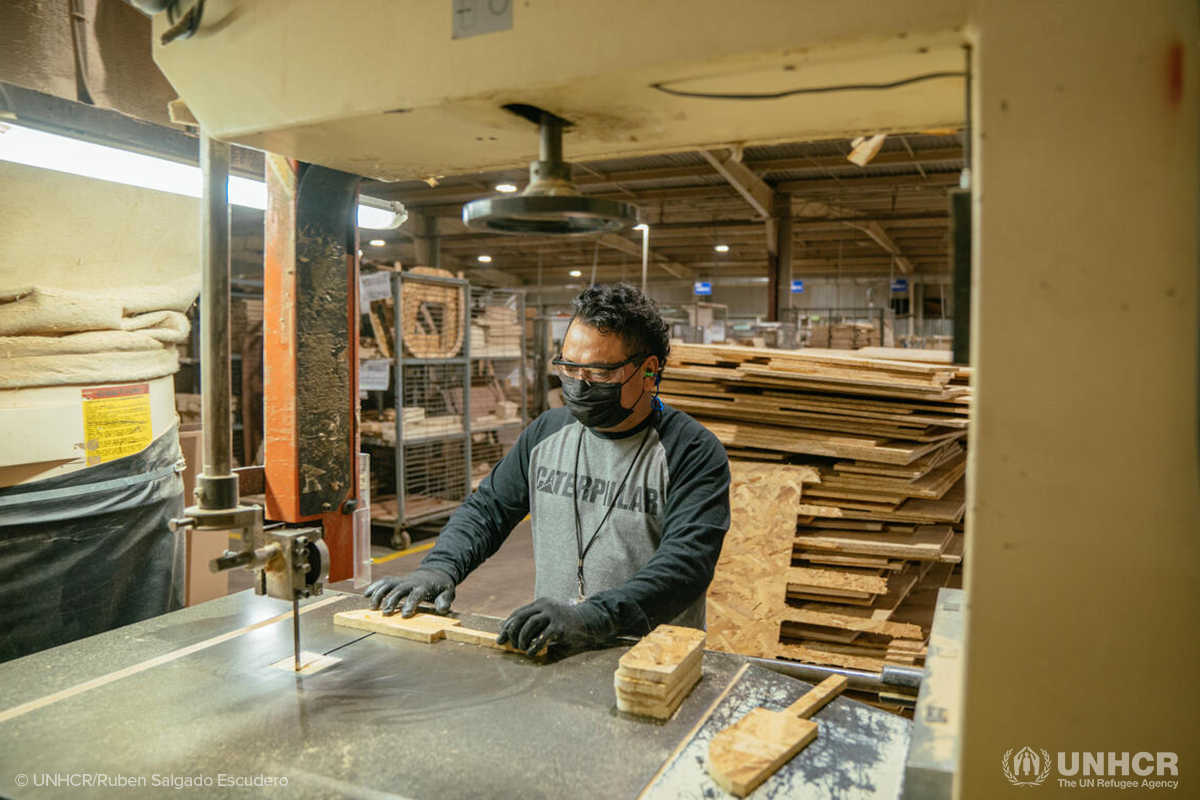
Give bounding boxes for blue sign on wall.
[790,280,805,294]
[693,281,712,296]
[891,278,909,292]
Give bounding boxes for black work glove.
[365,568,456,617]
[496,598,610,657]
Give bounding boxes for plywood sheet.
[706,463,818,657]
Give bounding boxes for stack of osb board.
[686,344,970,711]
[615,625,706,720]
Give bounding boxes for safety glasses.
[552,352,650,383]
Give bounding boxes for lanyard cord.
[572,422,653,600]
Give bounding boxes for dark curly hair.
[570,283,670,370]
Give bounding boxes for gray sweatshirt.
[421,402,731,636]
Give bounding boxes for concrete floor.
[228,518,537,620]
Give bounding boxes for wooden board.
[787,566,889,595]
[444,625,537,655]
[616,664,703,717]
[699,418,960,465]
[333,609,460,642]
[795,525,954,561]
[615,659,704,700]
[706,463,819,657]
[616,625,706,684]
[616,670,702,720]
[706,675,847,797]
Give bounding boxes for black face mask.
[561,370,647,429]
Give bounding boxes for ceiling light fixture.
[714,244,730,252]
[568,269,583,278]
[494,183,518,193]
[477,255,493,263]
[463,112,638,236]
[368,239,386,247]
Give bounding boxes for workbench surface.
[0,591,909,799]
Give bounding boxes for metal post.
[392,272,406,531]
[539,112,563,163]
[640,226,649,295]
[462,279,472,501]
[518,291,528,425]
[198,130,236,510]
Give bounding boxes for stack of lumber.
[809,321,881,350]
[674,343,970,709]
[361,407,463,443]
[615,625,706,720]
[471,305,523,357]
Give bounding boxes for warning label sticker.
[81,383,153,465]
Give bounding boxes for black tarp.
[0,426,186,664]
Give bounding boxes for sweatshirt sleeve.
[418,417,540,584]
[575,419,731,637]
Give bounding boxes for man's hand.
[496,598,603,657]
[365,568,456,617]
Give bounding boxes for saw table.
[0,591,911,799]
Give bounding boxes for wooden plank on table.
[616,625,707,684]
[615,660,703,700]
[443,625,543,655]
[705,675,847,798]
[333,609,460,642]
[617,667,703,720]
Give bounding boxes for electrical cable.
[68,0,94,106]
[650,70,965,101]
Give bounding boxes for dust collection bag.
[0,426,186,663]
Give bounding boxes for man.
[365,284,731,656]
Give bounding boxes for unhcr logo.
[1000,749,1181,789]
[1003,746,1052,786]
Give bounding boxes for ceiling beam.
[843,221,915,274]
[366,146,963,202]
[597,233,696,280]
[700,150,773,219]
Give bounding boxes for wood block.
[616,667,702,720]
[616,667,701,712]
[706,675,847,796]
[615,659,702,700]
[443,625,546,656]
[333,609,461,642]
[616,625,706,683]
